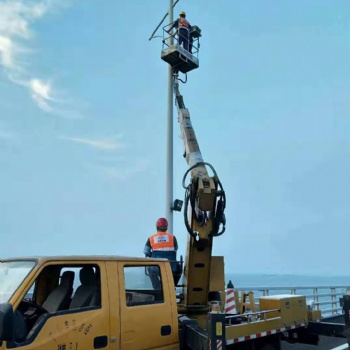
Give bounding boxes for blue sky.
[0,0,349,276]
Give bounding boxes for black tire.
[259,345,275,350]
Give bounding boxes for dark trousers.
[179,28,190,52]
[189,35,193,54]
[147,266,161,290]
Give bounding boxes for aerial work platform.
[161,23,201,74]
[161,45,199,73]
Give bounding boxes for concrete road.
[283,336,348,350]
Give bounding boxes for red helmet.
[156,217,168,228]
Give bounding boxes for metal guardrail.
[225,308,281,324]
[233,286,350,318]
[162,21,200,58]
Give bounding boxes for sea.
[223,273,350,316]
[225,273,350,289]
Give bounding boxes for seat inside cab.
[15,264,101,343]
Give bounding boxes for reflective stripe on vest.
[179,17,190,29]
[150,232,175,251]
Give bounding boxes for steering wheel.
[20,299,49,316]
[14,300,49,342]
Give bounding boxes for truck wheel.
[257,333,281,350]
[260,346,274,350]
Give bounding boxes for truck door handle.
[161,325,172,336]
[94,335,108,349]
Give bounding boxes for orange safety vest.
[150,232,175,251]
[178,17,190,29]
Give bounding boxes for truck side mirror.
[0,303,14,342]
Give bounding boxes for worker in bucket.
[144,218,179,289]
[168,11,192,53]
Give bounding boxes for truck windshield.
[0,260,36,303]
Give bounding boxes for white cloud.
[29,78,54,112]
[60,135,126,151]
[101,158,150,181]
[0,36,14,68]
[60,133,149,180]
[0,0,49,70]
[0,0,76,115]
[0,1,47,38]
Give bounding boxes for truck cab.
[0,256,179,350]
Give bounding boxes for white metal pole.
[166,0,174,233]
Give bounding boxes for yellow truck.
[0,256,181,350]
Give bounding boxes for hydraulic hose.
[183,185,197,238]
[182,162,226,238]
[182,161,218,189]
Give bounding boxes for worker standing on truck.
[144,218,178,258]
[144,218,179,289]
[168,11,192,53]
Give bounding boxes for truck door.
[8,261,110,350]
[116,261,179,350]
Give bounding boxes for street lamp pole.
[166,0,174,233]
[149,0,179,233]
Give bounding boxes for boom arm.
[174,73,226,316]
